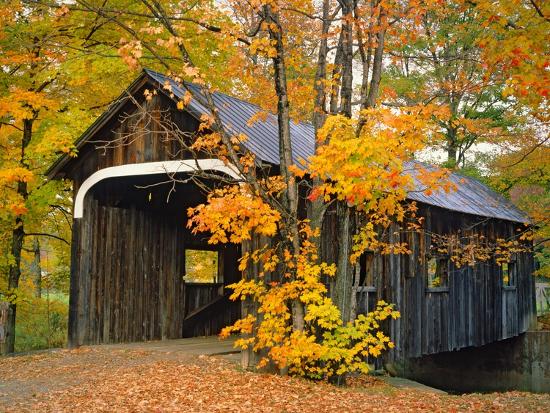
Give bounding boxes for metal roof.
[52,69,529,223]
[404,162,528,223]
[146,70,527,223]
[145,69,315,166]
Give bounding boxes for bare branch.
[24,232,70,245]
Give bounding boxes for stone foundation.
[391,331,550,393]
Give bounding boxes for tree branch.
[24,232,70,245]
[506,135,550,168]
[528,0,550,22]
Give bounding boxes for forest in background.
[0,0,548,354]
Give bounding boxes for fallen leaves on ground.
[0,347,549,412]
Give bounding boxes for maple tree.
[475,0,549,278]
[19,0,540,377]
[6,0,539,381]
[30,0,430,377]
[0,2,69,354]
[463,0,548,277]
[474,0,548,120]
[489,137,549,277]
[385,0,548,275]
[383,1,516,168]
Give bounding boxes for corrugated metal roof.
[404,162,528,223]
[146,70,527,223]
[145,69,315,166]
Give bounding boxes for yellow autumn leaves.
[308,107,447,208]
[215,222,400,380]
[188,106,454,379]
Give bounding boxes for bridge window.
[184,249,220,283]
[502,259,516,287]
[427,256,449,289]
[359,252,376,287]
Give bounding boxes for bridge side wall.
[338,204,536,361]
[65,84,244,347]
[63,77,536,359]
[63,89,198,194]
[68,198,185,346]
[68,193,241,347]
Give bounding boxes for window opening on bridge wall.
[427,255,449,290]
[359,251,376,288]
[184,249,222,284]
[502,258,517,287]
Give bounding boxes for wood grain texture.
[340,204,536,361]
[68,194,241,346]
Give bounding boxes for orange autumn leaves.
[188,105,452,249]
[308,106,451,211]
[473,0,549,119]
[187,185,281,244]
[186,105,455,379]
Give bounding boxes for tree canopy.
[0,0,547,372]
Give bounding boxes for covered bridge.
[48,69,535,363]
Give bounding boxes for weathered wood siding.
[400,206,533,359]
[64,83,244,346]
[327,205,536,360]
[65,91,197,193]
[185,283,224,315]
[68,191,241,346]
[63,76,535,358]
[70,199,183,345]
[182,283,241,337]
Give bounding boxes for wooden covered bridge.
[47,69,535,364]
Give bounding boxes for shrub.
[15,291,68,352]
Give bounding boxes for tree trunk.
[339,0,354,117]
[447,145,457,167]
[334,202,355,323]
[265,5,304,331]
[309,0,331,259]
[312,0,329,134]
[265,6,298,223]
[349,256,361,323]
[329,31,344,114]
[0,302,8,355]
[2,117,32,355]
[365,9,386,109]
[5,217,25,354]
[332,201,358,384]
[447,131,458,167]
[241,237,261,370]
[31,237,42,298]
[333,2,358,324]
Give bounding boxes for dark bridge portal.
[68,175,240,347]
